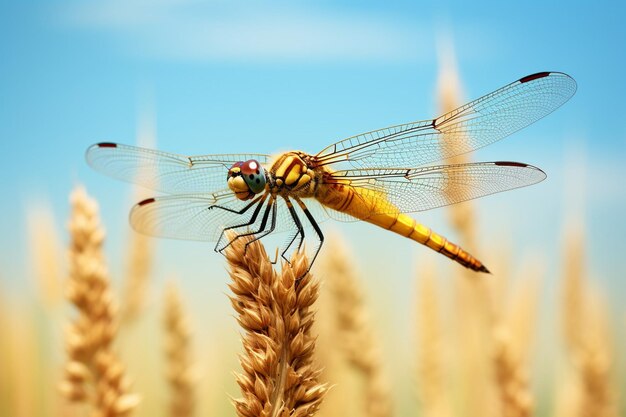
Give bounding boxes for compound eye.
[241,159,266,193]
[240,160,261,176]
[228,161,244,177]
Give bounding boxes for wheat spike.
[225,234,327,417]
[121,231,153,322]
[562,224,585,353]
[415,260,451,417]
[491,259,542,417]
[26,204,63,307]
[322,234,393,417]
[163,281,196,417]
[4,300,38,417]
[576,291,618,417]
[559,224,618,417]
[437,34,477,249]
[121,110,157,322]
[492,326,533,417]
[59,186,140,417]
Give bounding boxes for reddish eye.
[228,161,244,177]
[240,159,261,175]
[240,159,266,193]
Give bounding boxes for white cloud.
[60,0,427,63]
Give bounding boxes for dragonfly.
[86,71,576,274]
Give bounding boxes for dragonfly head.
[227,159,266,200]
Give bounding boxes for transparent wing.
[86,142,271,194]
[129,191,331,242]
[323,161,546,219]
[315,72,576,169]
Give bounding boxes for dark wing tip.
[518,71,577,92]
[494,161,528,167]
[85,142,119,166]
[95,142,118,148]
[519,72,552,83]
[137,197,156,206]
[493,161,547,181]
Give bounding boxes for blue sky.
[1,1,625,303]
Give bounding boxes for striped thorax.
[269,152,318,196]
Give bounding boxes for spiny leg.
[184,195,264,242]
[280,196,305,264]
[209,194,264,214]
[214,194,268,252]
[212,194,265,249]
[219,195,274,254]
[244,196,277,256]
[294,197,324,274]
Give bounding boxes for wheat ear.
[492,327,533,417]
[163,282,196,417]
[59,186,140,416]
[225,234,327,417]
[322,235,392,417]
[120,231,153,323]
[437,34,478,249]
[27,204,63,308]
[415,260,451,417]
[120,111,157,322]
[560,225,618,417]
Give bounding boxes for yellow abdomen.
[316,183,489,273]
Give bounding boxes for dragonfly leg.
[243,196,277,256]
[280,196,305,265]
[294,197,324,275]
[214,194,268,253]
[218,195,275,254]
[209,194,264,215]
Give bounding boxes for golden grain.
[59,186,141,417]
[562,224,585,353]
[414,260,451,417]
[163,281,196,417]
[27,204,63,307]
[437,35,477,249]
[120,112,157,323]
[225,234,327,417]
[560,224,618,417]
[490,259,541,417]
[575,292,619,417]
[492,326,533,417]
[120,231,153,323]
[321,234,392,417]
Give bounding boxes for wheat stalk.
[59,186,140,417]
[163,281,196,417]
[225,234,327,417]
[322,234,393,417]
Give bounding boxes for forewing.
[130,191,244,241]
[316,72,576,169]
[129,191,330,242]
[86,142,270,194]
[325,162,546,218]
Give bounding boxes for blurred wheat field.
[2,177,623,417]
[1,49,624,417]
